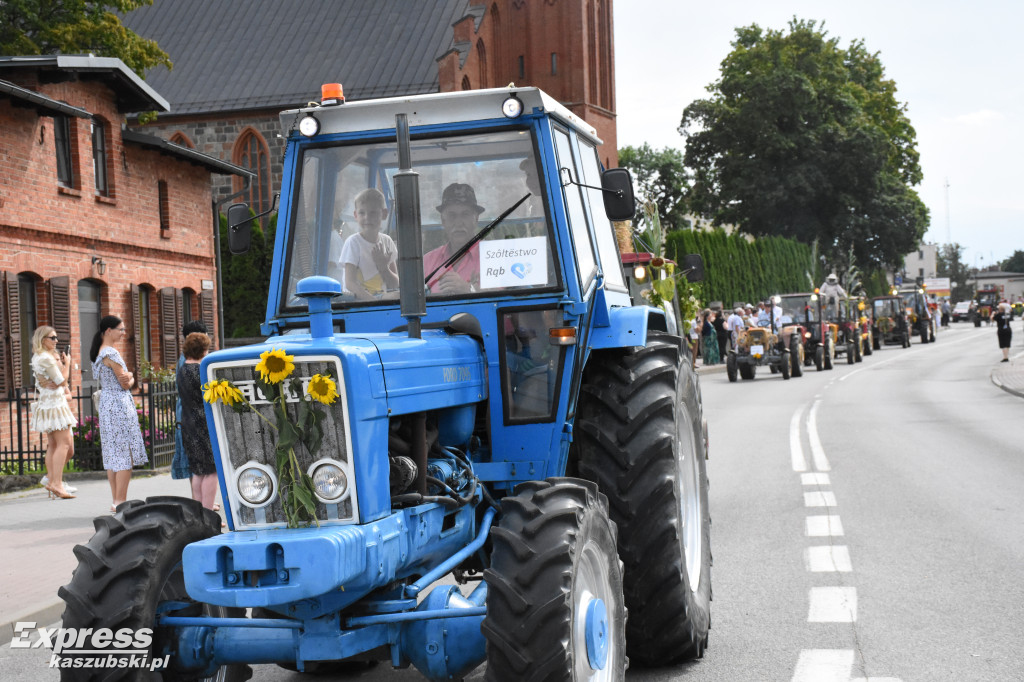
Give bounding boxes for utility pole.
[944,178,951,244]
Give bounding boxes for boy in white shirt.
[340,188,399,299]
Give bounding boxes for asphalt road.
[3,324,1020,681]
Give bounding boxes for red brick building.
[0,55,251,398]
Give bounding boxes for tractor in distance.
[899,285,935,343]
[777,292,835,371]
[60,85,712,681]
[871,294,911,348]
[841,297,873,359]
[973,287,1000,326]
[725,297,799,381]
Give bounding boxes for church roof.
[121,0,473,117]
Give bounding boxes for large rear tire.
[483,479,627,681]
[58,497,252,682]
[574,332,712,666]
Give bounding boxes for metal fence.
[0,381,177,475]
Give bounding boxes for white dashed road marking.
[805,545,853,572]
[792,649,855,682]
[806,515,845,537]
[804,491,838,507]
[792,398,904,682]
[808,586,858,622]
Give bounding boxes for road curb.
[990,368,1024,399]
[1,600,64,646]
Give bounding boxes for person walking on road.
[90,315,148,512]
[992,302,1012,362]
[29,326,77,499]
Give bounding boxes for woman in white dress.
[29,326,77,499]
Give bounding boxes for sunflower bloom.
[256,348,295,384]
[203,380,239,405]
[307,374,339,405]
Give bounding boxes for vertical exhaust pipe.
[393,113,425,339]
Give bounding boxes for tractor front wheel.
[814,345,824,371]
[483,479,626,681]
[780,351,791,380]
[574,332,712,665]
[846,342,855,364]
[726,352,738,382]
[791,338,804,377]
[58,497,252,682]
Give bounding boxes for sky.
[613,1,1023,270]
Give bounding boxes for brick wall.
[0,77,221,385]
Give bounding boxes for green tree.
[618,144,690,236]
[937,242,974,303]
[679,18,929,271]
[1001,250,1024,274]
[0,0,171,76]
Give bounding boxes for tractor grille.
[208,358,357,527]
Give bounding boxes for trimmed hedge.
[667,229,816,307]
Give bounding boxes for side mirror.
[682,254,704,283]
[226,203,253,255]
[600,168,636,221]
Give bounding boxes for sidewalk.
[0,471,198,644]
[990,350,1024,399]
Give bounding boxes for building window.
[92,117,109,197]
[158,180,170,237]
[54,115,74,187]
[233,128,272,224]
[461,75,471,91]
[518,55,525,80]
[476,40,488,89]
[18,275,37,385]
[138,286,152,364]
[918,250,924,259]
[183,288,196,324]
[169,131,195,148]
[919,268,924,278]
[551,52,557,75]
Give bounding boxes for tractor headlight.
[309,460,348,502]
[235,462,276,507]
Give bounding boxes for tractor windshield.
[873,298,900,318]
[778,295,819,324]
[280,129,558,310]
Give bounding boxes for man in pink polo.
[424,183,485,295]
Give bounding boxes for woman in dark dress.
[712,309,729,361]
[176,332,218,509]
[992,302,1012,362]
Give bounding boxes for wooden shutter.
[4,272,23,391]
[159,287,178,368]
[199,290,216,350]
[0,272,12,395]
[48,276,72,348]
[129,283,143,372]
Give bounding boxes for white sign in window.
[479,237,548,289]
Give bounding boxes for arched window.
[233,127,272,220]
[477,39,488,88]
[461,75,472,91]
[169,131,195,149]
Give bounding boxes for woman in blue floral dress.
[90,315,147,511]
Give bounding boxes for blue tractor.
[60,85,711,680]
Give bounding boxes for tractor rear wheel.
[726,352,738,382]
[574,332,712,665]
[483,478,626,681]
[58,497,252,682]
